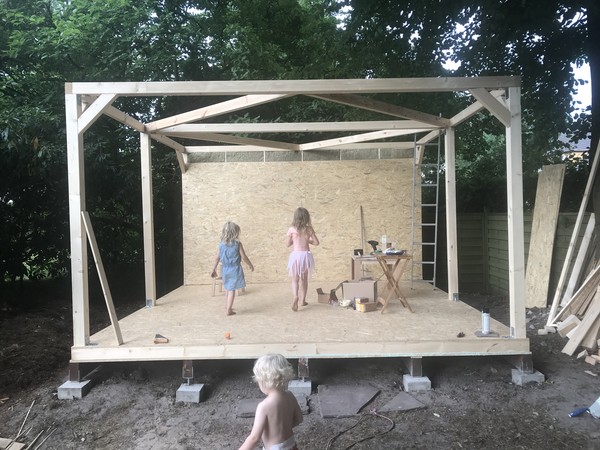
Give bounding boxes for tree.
[339,0,597,211]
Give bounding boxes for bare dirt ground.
[1,280,600,449]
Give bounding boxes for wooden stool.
[212,269,245,296]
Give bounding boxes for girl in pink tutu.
[285,207,319,311]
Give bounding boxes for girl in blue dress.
[210,221,254,315]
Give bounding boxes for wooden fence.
[435,212,590,300]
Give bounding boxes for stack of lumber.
[551,264,600,358]
[545,140,600,362]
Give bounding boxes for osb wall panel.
[183,159,420,285]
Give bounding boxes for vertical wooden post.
[66,88,90,346]
[445,127,459,300]
[141,132,156,307]
[505,87,526,339]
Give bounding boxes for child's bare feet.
[301,301,308,306]
[226,310,236,316]
[292,297,299,312]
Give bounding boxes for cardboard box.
[356,301,378,313]
[316,288,331,304]
[342,279,377,302]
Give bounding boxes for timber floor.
[72,281,530,363]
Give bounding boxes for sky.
[572,63,591,110]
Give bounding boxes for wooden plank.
[145,94,289,131]
[177,132,299,151]
[554,263,600,324]
[78,94,117,135]
[299,129,419,151]
[562,289,600,356]
[581,316,600,349]
[102,105,188,173]
[81,212,124,345]
[469,88,511,127]
[184,142,415,153]
[506,87,526,339]
[141,133,156,307]
[66,93,90,347]
[159,119,437,134]
[525,164,566,307]
[548,140,600,325]
[417,90,505,145]
[67,77,521,96]
[557,314,581,337]
[561,214,595,306]
[445,127,459,299]
[309,93,451,127]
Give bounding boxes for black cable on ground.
[325,408,396,450]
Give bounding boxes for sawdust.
[1,287,600,449]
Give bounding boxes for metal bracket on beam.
[182,360,194,384]
[404,357,423,377]
[298,358,309,381]
[505,354,534,374]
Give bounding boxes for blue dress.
[219,241,246,291]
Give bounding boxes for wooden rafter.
[299,129,420,151]
[78,94,117,135]
[145,94,289,131]
[103,106,188,173]
[469,88,511,127]
[309,93,451,127]
[176,132,299,151]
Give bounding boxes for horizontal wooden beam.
[66,77,521,96]
[160,120,436,135]
[71,338,531,362]
[184,142,415,153]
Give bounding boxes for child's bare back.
[239,354,302,450]
[255,390,301,449]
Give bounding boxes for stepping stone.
[378,392,426,413]
[317,384,379,418]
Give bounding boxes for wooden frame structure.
[65,77,528,366]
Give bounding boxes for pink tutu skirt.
[288,251,315,277]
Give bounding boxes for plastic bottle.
[482,307,490,335]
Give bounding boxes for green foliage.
[0,0,596,287]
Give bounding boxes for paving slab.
[317,384,379,418]
[378,392,426,413]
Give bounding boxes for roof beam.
[145,94,289,131]
[103,106,188,173]
[310,93,451,127]
[66,77,521,96]
[300,129,422,151]
[185,142,415,152]
[469,88,511,127]
[159,120,436,135]
[78,94,117,135]
[176,132,299,151]
[417,89,505,145]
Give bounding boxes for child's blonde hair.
[291,207,312,233]
[221,221,240,244]
[253,353,294,390]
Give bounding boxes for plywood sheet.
[73,282,528,363]
[182,159,419,284]
[525,165,565,308]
